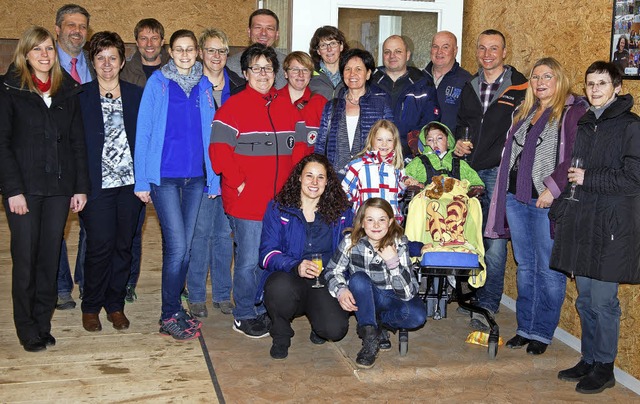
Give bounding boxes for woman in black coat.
[77,32,144,333]
[0,26,89,352]
[550,61,640,394]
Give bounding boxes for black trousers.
[4,195,69,343]
[79,186,143,314]
[264,271,349,346]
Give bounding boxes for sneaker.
[188,302,208,318]
[56,293,76,310]
[270,343,288,360]
[257,312,272,331]
[213,301,234,315]
[160,310,201,341]
[309,330,326,345]
[378,329,392,351]
[469,312,491,332]
[232,317,269,339]
[125,285,137,303]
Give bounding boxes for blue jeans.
[228,215,266,320]
[506,193,566,343]
[475,167,508,313]
[576,276,620,363]
[151,177,205,320]
[57,222,86,294]
[186,195,233,304]
[348,272,426,330]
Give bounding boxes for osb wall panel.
[0,0,254,46]
[464,0,640,379]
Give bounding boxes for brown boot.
[107,311,130,330]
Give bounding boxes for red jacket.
[277,86,326,156]
[209,86,308,220]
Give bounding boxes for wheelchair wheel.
[399,330,409,356]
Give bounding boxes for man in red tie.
[53,4,95,311]
[55,4,95,84]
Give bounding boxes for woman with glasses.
[485,57,588,355]
[309,26,349,100]
[314,48,393,178]
[184,29,245,319]
[210,43,309,339]
[278,51,327,156]
[550,61,640,394]
[135,29,216,341]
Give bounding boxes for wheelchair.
[400,177,500,359]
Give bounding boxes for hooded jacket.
[549,94,640,283]
[405,121,483,187]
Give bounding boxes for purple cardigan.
[484,94,589,239]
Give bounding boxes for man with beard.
[120,19,170,87]
[54,3,95,311]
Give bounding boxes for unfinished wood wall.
[462,0,640,380]
[2,0,639,381]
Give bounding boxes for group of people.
[1,3,639,396]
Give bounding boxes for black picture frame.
[611,0,640,78]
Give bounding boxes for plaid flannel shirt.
[325,235,418,301]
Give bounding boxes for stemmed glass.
[311,253,324,288]
[565,157,584,202]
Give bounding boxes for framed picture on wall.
[611,0,640,78]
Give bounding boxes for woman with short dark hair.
[551,61,640,394]
[314,48,393,178]
[78,31,144,333]
[309,26,349,100]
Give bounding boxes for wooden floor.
[0,206,638,403]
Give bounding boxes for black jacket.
[78,80,143,200]
[549,94,640,283]
[456,66,528,171]
[0,65,90,198]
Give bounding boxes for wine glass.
[311,253,324,288]
[565,157,584,201]
[459,127,472,160]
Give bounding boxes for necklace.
[346,92,360,106]
[99,81,119,99]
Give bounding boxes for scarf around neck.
[161,59,203,97]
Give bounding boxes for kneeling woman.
[326,198,426,369]
[259,154,352,360]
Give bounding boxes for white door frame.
[291,0,464,59]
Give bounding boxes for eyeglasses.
[248,65,274,74]
[530,73,555,82]
[317,41,340,51]
[586,80,612,90]
[203,47,228,56]
[286,67,310,75]
[173,47,196,54]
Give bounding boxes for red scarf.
[32,74,51,93]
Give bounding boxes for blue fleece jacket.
[257,200,353,303]
[134,69,220,195]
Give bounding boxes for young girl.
[341,120,419,223]
[325,198,426,369]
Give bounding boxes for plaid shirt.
[325,235,419,301]
[341,151,407,222]
[478,67,508,113]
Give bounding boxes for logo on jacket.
[287,135,295,149]
[444,86,462,105]
[307,130,318,145]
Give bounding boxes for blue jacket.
[424,61,472,132]
[79,80,142,200]
[370,66,440,155]
[134,69,220,195]
[315,86,393,165]
[257,200,353,302]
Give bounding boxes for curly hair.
[275,154,349,224]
